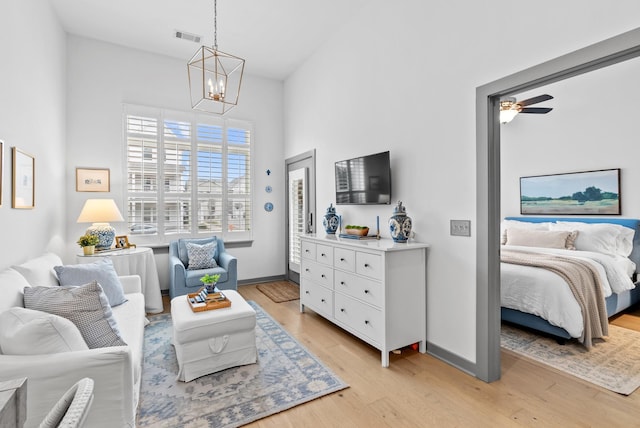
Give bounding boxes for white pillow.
[504,228,574,249]
[550,222,633,256]
[0,307,88,355]
[500,220,552,245]
[12,252,62,287]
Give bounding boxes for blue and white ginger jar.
[389,201,412,242]
[322,203,340,234]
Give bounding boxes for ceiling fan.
[499,94,553,124]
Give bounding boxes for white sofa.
[0,253,147,428]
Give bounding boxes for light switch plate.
[450,220,471,237]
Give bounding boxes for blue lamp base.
[86,223,116,250]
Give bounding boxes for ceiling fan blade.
[518,94,553,107]
[520,107,553,114]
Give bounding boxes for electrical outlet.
[450,220,471,237]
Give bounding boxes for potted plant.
[200,273,221,293]
[77,234,100,255]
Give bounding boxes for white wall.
[283,0,640,364]
[501,56,640,216]
[64,36,285,288]
[0,1,67,268]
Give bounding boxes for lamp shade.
[77,199,124,223]
[77,199,124,250]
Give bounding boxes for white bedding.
[501,245,636,338]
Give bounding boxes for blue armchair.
[169,237,238,299]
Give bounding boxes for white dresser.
[299,234,428,367]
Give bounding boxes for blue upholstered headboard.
[504,216,640,272]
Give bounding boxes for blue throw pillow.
[54,258,128,307]
[186,241,219,270]
[178,237,217,266]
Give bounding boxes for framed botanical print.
[12,147,34,209]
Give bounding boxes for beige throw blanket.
[501,249,608,349]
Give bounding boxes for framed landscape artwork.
[520,168,621,215]
[12,147,35,209]
[76,168,110,192]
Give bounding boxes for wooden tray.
[187,289,231,312]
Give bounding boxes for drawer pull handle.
[364,320,370,325]
[321,298,326,303]
[340,308,345,312]
[321,274,326,278]
[364,263,370,268]
[305,290,310,294]
[364,289,369,294]
[340,281,345,285]
[305,268,310,272]
[305,249,310,253]
[340,258,345,262]
[321,253,326,257]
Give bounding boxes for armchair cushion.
[178,237,217,267]
[186,241,218,270]
[0,307,88,355]
[23,282,127,349]
[54,258,127,307]
[11,252,62,287]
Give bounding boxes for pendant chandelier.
[188,0,245,115]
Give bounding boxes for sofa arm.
[119,274,142,294]
[0,347,136,428]
[218,251,238,290]
[169,254,187,298]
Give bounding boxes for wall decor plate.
[264,202,274,212]
[265,185,272,193]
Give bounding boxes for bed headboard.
[504,216,640,272]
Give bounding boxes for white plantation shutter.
[124,105,253,243]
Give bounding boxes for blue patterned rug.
[137,301,348,427]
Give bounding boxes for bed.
[500,216,640,347]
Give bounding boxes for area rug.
[501,323,640,395]
[137,301,347,427]
[256,281,299,303]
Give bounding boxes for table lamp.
[77,199,125,250]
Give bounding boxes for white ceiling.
[50,0,368,81]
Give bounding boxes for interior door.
[285,150,316,283]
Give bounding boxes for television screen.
[335,151,391,204]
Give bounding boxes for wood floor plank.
[159,283,640,427]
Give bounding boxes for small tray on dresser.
[187,289,231,312]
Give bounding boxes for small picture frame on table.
[115,235,135,249]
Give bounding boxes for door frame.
[284,149,316,282]
[475,27,640,382]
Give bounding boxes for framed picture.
[0,140,3,207]
[115,235,135,249]
[520,168,621,215]
[76,168,110,192]
[12,147,34,209]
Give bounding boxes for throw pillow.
[186,241,219,270]
[0,307,88,355]
[12,252,63,287]
[177,237,217,266]
[504,228,573,250]
[23,281,127,349]
[54,258,127,307]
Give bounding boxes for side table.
[77,247,163,313]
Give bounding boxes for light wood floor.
[159,284,640,427]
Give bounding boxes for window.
[124,105,252,243]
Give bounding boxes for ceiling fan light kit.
[188,0,245,115]
[499,94,554,124]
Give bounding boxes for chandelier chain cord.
[213,0,218,51]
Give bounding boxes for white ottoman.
[171,290,258,382]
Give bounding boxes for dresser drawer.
[301,282,333,318]
[316,244,334,266]
[301,260,333,288]
[356,252,383,279]
[301,240,316,260]
[334,270,383,308]
[334,293,382,343]
[334,248,355,272]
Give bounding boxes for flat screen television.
[335,151,391,204]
